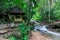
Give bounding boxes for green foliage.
[1,0,60,22]
[18,23,31,40]
[53,1,60,20]
[9,36,17,40]
[31,0,42,21]
[1,0,28,12]
[8,23,32,40]
[32,12,42,21]
[19,23,27,34]
[32,0,60,22]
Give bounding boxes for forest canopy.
[0,0,60,23]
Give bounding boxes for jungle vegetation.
[0,0,60,23]
[0,0,60,40]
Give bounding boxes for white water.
[34,25,60,36]
[31,20,60,40]
[34,25,60,40]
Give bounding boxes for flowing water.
[34,25,60,40]
[31,20,60,40]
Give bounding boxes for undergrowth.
[8,23,33,40]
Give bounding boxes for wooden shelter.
[6,6,25,22]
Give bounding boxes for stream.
[31,20,60,40]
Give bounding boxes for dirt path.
[30,31,52,40]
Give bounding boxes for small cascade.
[31,20,60,37]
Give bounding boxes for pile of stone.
[0,23,20,40]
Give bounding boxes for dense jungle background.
[0,0,60,40]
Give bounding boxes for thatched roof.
[6,6,24,15]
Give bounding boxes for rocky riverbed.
[0,21,60,40]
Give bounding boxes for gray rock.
[0,30,8,34]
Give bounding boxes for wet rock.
[3,31,20,38]
[0,24,7,29]
[0,37,8,40]
[0,30,8,34]
[0,23,16,30]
